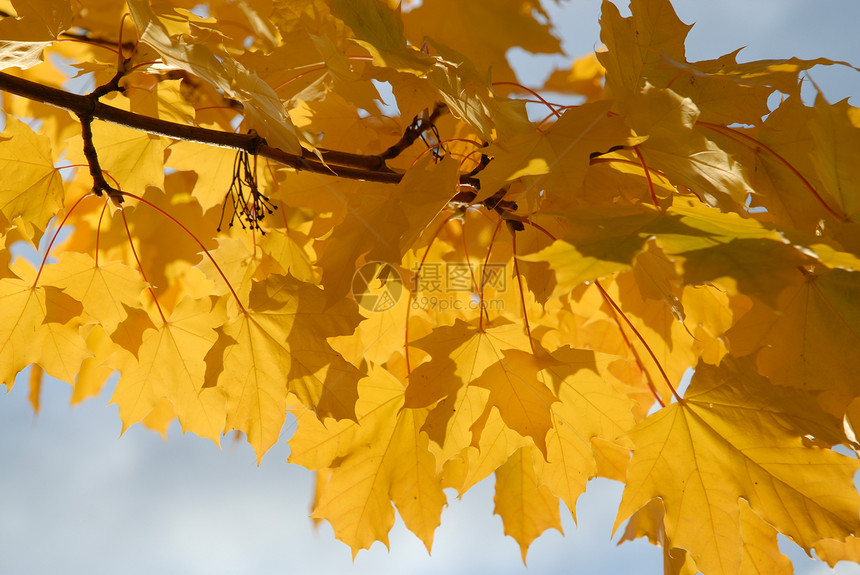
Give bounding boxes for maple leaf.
[724,96,842,232]
[728,267,860,399]
[403,0,561,84]
[408,319,532,467]
[326,0,434,75]
[207,275,301,460]
[288,366,445,554]
[0,116,64,235]
[535,346,639,515]
[621,84,754,207]
[112,296,225,443]
[39,251,147,335]
[807,96,860,221]
[598,0,690,96]
[616,357,860,575]
[205,273,362,460]
[0,0,72,70]
[64,107,165,200]
[477,100,645,202]
[0,275,41,384]
[471,348,558,456]
[35,283,93,383]
[165,140,238,213]
[494,446,563,562]
[285,277,364,420]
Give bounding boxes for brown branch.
[77,70,127,203]
[0,71,482,190]
[77,109,122,202]
[379,102,448,161]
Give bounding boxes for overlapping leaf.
[289,366,445,554]
[112,296,225,443]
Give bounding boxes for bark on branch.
[76,70,126,203]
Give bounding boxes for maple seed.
[218,150,277,234]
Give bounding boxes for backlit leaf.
[616,357,860,575]
[0,116,64,234]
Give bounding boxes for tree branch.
[0,71,482,189]
[76,70,127,203]
[379,102,448,160]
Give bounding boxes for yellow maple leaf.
[441,405,530,495]
[0,116,64,234]
[289,366,445,555]
[326,0,433,75]
[622,84,754,207]
[808,96,860,221]
[535,346,638,517]
[0,274,48,387]
[621,498,792,575]
[211,276,299,459]
[35,285,91,384]
[721,97,836,232]
[0,0,72,70]
[597,0,689,96]
[616,356,860,575]
[39,251,147,334]
[471,348,558,456]
[494,446,563,562]
[286,277,364,420]
[403,0,561,83]
[71,324,129,404]
[205,273,361,459]
[166,140,239,213]
[728,267,860,398]
[258,228,316,284]
[408,319,531,468]
[112,296,226,443]
[476,101,645,202]
[736,500,793,575]
[194,236,275,305]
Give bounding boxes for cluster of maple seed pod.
[1,0,860,572]
[218,149,278,233]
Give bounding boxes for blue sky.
[2,1,860,574]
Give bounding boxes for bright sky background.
[2,1,860,574]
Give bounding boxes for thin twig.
[379,102,448,161]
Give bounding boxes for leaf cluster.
[2,0,860,572]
